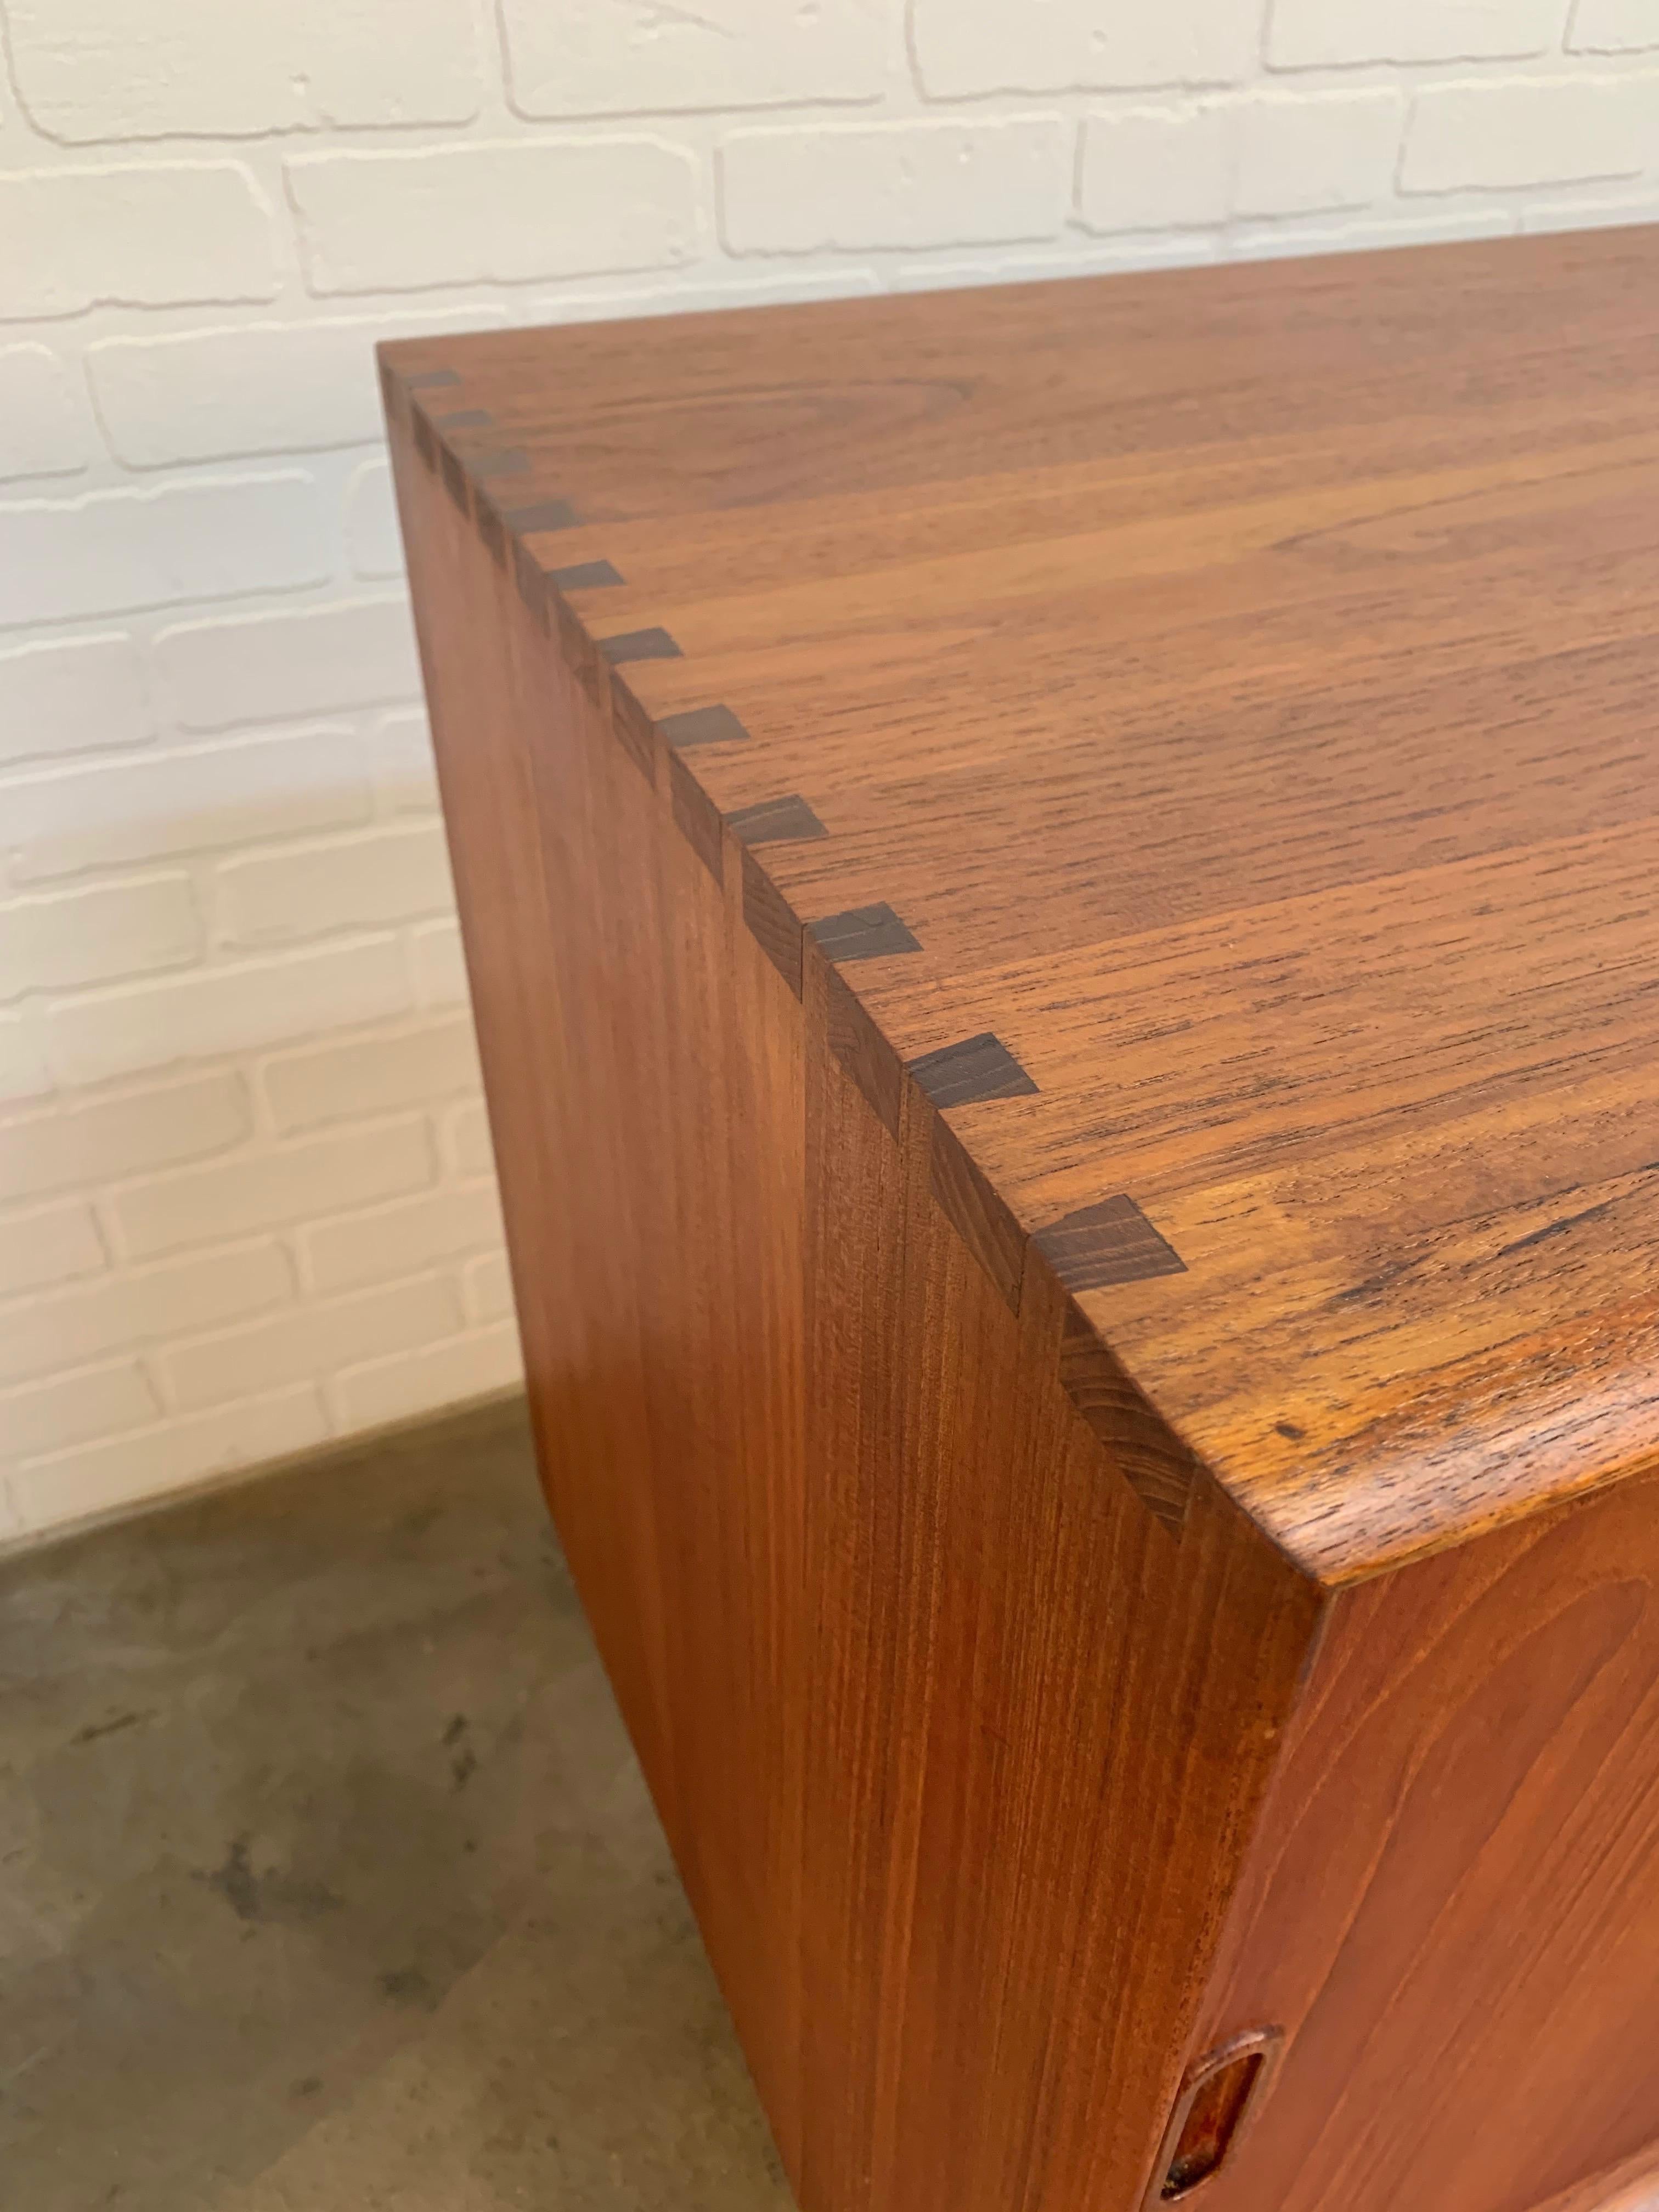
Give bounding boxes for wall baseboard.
[0,1386,530,1567]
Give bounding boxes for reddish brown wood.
[384,225,1659,2212]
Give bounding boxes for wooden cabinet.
[383,225,1659,2212]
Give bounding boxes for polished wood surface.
[1533,2150,1659,2212]
[388,224,1659,1587]
[385,226,1659,2212]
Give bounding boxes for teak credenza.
[383,226,1659,2212]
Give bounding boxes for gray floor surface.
[0,1397,791,2211]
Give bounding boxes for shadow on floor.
[0,1398,791,2212]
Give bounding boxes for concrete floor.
[0,1398,791,2212]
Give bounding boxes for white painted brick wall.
[8,0,482,142]
[1403,74,1659,191]
[1570,0,1659,51]
[1267,0,1567,68]
[286,141,704,294]
[0,345,96,482]
[1,874,201,998]
[501,0,889,116]
[153,600,420,729]
[910,0,1259,97]
[1,163,280,319]
[721,120,1073,253]
[0,635,154,769]
[0,0,1654,1545]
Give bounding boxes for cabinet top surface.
[387,225,1659,1584]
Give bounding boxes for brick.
[365,709,439,815]
[287,139,701,295]
[463,1250,515,1325]
[7,730,371,883]
[910,0,1253,96]
[47,936,413,1087]
[446,1098,496,1179]
[0,634,153,772]
[0,475,327,630]
[8,1383,326,1534]
[346,459,401,578]
[1403,76,1658,191]
[1570,0,1659,50]
[262,1015,481,1132]
[1234,91,1404,216]
[0,162,277,321]
[410,917,469,1008]
[0,1198,105,1297]
[0,874,200,1000]
[163,1272,461,1410]
[721,120,1070,254]
[1079,104,1235,233]
[0,345,93,483]
[112,1115,433,1259]
[500,0,883,116]
[0,1012,53,1104]
[0,1070,251,1206]
[9,0,479,142]
[216,822,454,946]
[0,1359,156,1464]
[154,598,420,731]
[1268,0,1564,67]
[0,1242,293,1389]
[303,1181,505,1293]
[86,308,505,470]
[334,1321,521,1430]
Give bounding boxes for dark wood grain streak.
[600,625,682,665]
[727,793,828,846]
[661,703,751,748]
[1034,1197,1188,1293]
[503,497,580,532]
[548,558,625,591]
[909,1031,1039,1108]
[810,903,921,963]
[467,447,530,478]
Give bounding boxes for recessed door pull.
[1143,2028,1284,2205]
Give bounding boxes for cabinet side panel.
[392,415,1322,2212]
[390,430,814,2162]
[1193,1466,1659,2212]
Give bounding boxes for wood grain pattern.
[390,408,1319,2212]
[1193,1461,1659,2212]
[386,224,1659,2212]
[1531,2149,1659,2212]
[386,224,1659,1587]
